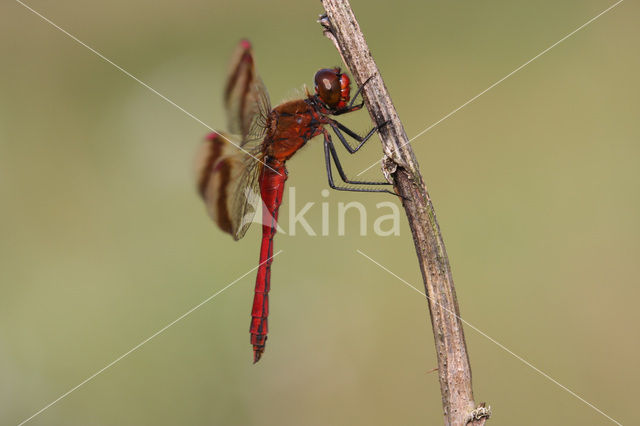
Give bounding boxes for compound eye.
[314,68,341,108]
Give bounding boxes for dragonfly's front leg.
[346,75,374,111]
[332,75,375,114]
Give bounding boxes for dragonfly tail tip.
[253,347,264,363]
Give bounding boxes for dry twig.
[318,2,490,425]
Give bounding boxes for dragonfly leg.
[345,75,375,110]
[329,120,389,154]
[332,75,375,114]
[323,131,395,194]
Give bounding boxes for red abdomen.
[250,160,287,362]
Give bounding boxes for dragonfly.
[196,39,394,363]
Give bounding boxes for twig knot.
[465,403,492,424]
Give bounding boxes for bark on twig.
[318,2,490,425]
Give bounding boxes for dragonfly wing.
[224,40,271,144]
[197,132,263,240]
[199,39,271,239]
[227,144,264,240]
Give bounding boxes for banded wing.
[196,132,263,240]
[197,39,271,240]
[224,39,271,144]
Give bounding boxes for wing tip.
[205,131,221,141]
[239,39,251,51]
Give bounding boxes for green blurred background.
[1,1,638,425]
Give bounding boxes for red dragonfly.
[197,40,393,363]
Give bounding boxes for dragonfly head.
[314,68,350,111]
